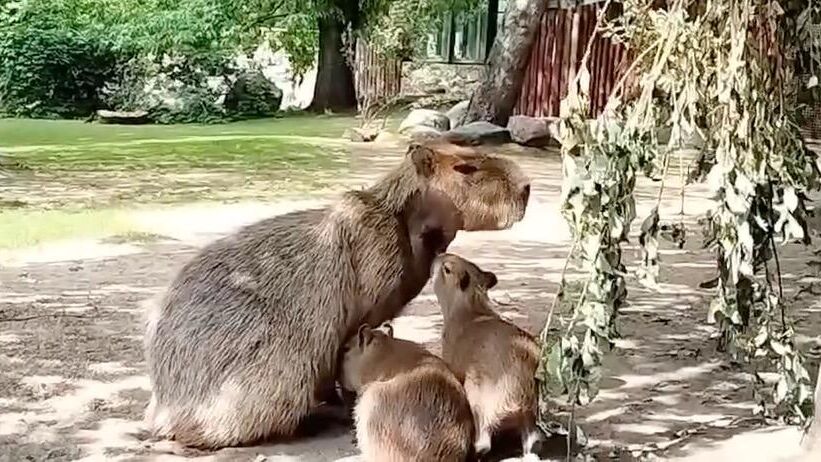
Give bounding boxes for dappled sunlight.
[612,421,671,435]
[390,314,444,345]
[87,362,139,376]
[72,417,145,462]
[0,240,144,267]
[0,375,148,438]
[666,426,804,462]
[0,138,819,461]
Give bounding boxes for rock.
[446,100,470,129]
[444,121,511,146]
[373,131,404,144]
[406,125,444,143]
[343,127,378,142]
[507,115,560,147]
[96,110,151,125]
[398,109,450,134]
[223,70,283,116]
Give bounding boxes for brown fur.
[339,323,475,462]
[433,253,542,460]
[143,142,530,449]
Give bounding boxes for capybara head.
[408,142,530,231]
[339,323,394,393]
[433,253,497,312]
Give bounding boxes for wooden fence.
[514,2,629,118]
[354,40,403,112]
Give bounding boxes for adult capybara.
[144,141,530,448]
[433,253,542,461]
[339,323,475,462]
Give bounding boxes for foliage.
[0,0,483,119]
[363,0,484,58]
[537,0,820,428]
[0,0,265,122]
[272,14,320,81]
[0,0,123,117]
[254,0,486,70]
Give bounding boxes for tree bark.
[309,14,357,113]
[462,0,548,126]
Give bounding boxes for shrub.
[0,0,273,123]
[0,1,125,117]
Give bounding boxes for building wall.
[514,2,627,118]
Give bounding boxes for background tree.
[461,0,548,126]
[269,0,485,112]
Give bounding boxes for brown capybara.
[433,253,542,461]
[143,141,530,449]
[339,323,475,462]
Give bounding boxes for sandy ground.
[1,139,820,462]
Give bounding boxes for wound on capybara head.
[406,142,530,231]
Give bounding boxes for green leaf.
[753,326,768,347]
[770,340,787,356]
[775,377,789,403]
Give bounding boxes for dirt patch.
[0,143,819,461]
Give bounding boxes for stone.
[406,125,444,143]
[373,131,404,145]
[343,127,378,142]
[444,121,511,146]
[507,115,560,147]
[96,110,150,125]
[398,109,451,134]
[446,100,470,129]
[223,70,283,115]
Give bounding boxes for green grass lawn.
[0,207,135,250]
[0,114,356,147]
[0,114,379,249]
[0,115,358,171]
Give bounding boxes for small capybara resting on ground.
[339,323,475,462]
[143,141,531,449]
[433,253,543,461]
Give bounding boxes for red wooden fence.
[354,40,403,112]
[514,3,628,118]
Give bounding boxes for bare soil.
[1,140,820,462]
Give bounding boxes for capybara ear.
[459,271,471,291]
[482,270,498,289]
[408,143,436,178]
[357,324,374,348]
[452,162,479,175]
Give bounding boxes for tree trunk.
[462,0,548,126]
[309,14,357,113]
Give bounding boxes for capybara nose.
[521,184,531,205]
